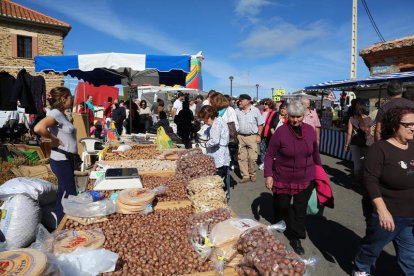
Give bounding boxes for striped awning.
[305,71,414,91]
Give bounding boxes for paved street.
[229,154,398,276]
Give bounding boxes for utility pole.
[350,0,358,79]
[229,76,234,96]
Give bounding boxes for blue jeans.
[50,159,77,223]
[355,213,414,274]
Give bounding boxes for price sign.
[128,86,138,99]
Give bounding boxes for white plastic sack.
[0,194,41,249]
[62,193,117,218]
[56,247,119,276]
[30,225,118,276]
[0,177,57,206]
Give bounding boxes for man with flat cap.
[235,94,265,183]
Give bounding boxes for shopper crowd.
[8,79,413,275]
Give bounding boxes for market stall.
[304,71,414,161]
[0,143,316,275]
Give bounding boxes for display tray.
[55,199,192,232]
[183,267,238,276]
[97,160,176,177]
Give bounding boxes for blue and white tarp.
[35,53,191,86]
[305,71,414,91]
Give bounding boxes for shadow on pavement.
[306,216,398,275]
[322,164,364,195]
[251,192,275,224]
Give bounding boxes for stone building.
[360,34,414,75]
[0,0,71,92]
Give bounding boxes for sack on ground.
[0,194,41,249]
[0,177,57,206]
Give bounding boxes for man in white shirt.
[171,92,185,117]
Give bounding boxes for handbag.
[351,128,367,147]
[52,148,83,171]
[227,121,238,144]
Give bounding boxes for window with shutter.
[17,35,32,58]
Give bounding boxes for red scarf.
[263,111,276,137]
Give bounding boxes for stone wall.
[0,22,66,93]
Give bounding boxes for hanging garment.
[10,69,37,114]
[31,76,46,114]
[0,71,17,110]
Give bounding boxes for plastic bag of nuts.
[176,153,216,185]
[236,222,287,255]
[186,208,232,244]
[237,246,312,276]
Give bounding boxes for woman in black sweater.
[353,107,414,276]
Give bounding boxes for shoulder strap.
[51,147,70,156]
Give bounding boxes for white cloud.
[28,0,192,55]
[237,19,329,57]
[235,0,273,18]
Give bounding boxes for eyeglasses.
[289,115,303,118]
[400,122,414,129]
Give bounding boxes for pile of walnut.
[141,176,187,202]
[186,208,232,243]
[176,150,216,185]
[187,176,227,213]
[99,159,176,172]
[64,207,213,275]
[103,145,159,161]
[236,227,305,276]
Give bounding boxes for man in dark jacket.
[111,103,126,136]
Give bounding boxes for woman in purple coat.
[264,100,322,255]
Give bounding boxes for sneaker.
[250,175,257,182]
[258,164,264,170]
[352,271,371,276]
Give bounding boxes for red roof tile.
[360,34,414,55]
[0,0,71,29]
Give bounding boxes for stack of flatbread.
[53,229,105,254]
[116,188,155,214]
[0,248,47,276]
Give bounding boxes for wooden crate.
[7,144,45,159]
[184,267,238,276]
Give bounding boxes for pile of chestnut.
[64,207,213,275]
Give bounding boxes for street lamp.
[255,84,259,101]
[229,76,234,96]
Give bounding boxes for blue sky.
[21,0,414,98]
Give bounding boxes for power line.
[360,0,385,42]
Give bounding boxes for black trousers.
[273,182,314,240]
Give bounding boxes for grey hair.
[287,100,306,116]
